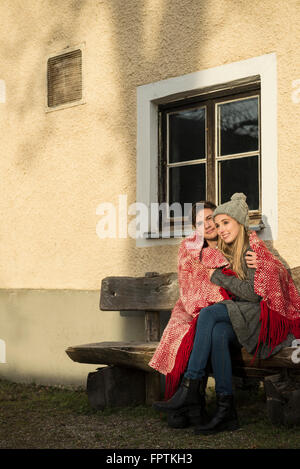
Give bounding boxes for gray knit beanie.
[213,193,249,229]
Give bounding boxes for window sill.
[143,222,265,240]
[249,222,265,231]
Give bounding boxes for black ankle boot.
[166,400,209,428]
[194,394,239,434]
[167,408,190,428]
[163,377,208,428]
[153,377,206,413]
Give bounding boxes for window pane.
[169,107,206,163]
[169,164,206,207]
[218,156,259,210]
[217,97,259,156]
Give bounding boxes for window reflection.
[218,97,259,156]
[218,156,259,210]
[169,107,206,163]
[169,164,206,206]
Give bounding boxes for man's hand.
[245,251,257,269]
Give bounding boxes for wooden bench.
[66,268,300,425]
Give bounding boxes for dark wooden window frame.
[158,78,261,236]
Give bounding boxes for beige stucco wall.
[0,0,299,385]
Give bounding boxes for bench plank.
[100,273,178,311]
[100,266,300,313]
[231,347,300,369]
[66,342,300,376]
[66,342,159,372]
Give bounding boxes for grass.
[0,377,300,449]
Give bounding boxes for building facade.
[0,0,299,386]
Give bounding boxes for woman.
[149,200,232,428]
[153,193,300,434]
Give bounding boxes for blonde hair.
[218,224,249,280]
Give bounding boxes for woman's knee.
[212,322,233,345]
[196,305,218,329]
[198,305,214,319]
[198,303,229,324]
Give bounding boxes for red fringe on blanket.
[164,314,198,400]
[253,300,300,358]
[164,287,233,400]
[219,267,300,357]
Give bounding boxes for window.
[47,48,83,110]
[158,81,261,234]
[136,53,277,246]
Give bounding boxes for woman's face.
[214,214,241,244]
[195,208,218,241]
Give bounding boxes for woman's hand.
[208,268,216,279]
[245,250,257,269]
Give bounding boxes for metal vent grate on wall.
[47,49,82,108]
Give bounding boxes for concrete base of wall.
[0,289,146,387]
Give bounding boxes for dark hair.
[190,200,217,228]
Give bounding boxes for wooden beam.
[144,273,161,342]
[231,347,300,369]
[145,373,162,403]
[65,342,159,372]
[99,272,178,311]
[145,312,160,342]
[99,266,300,312]
[66,342,300,374]
[231,366,280,378]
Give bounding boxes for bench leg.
[87,366,146,409]
[264,371,300,426]
[145,372,161,404]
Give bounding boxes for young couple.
[149,193,300,435]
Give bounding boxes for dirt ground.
[1,378,300,450]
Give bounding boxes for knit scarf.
[249,231,300,355]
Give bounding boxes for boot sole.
[167,407,208,429]
[167,414,190,429]
[152,403,201,414]
[194,420,240,435]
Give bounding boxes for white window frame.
[136,53,277,247]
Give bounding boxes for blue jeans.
[184,303,240,395]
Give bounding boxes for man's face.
[195,208,218,241]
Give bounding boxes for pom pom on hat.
[213,192,249,229]
[231,193,247,202]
